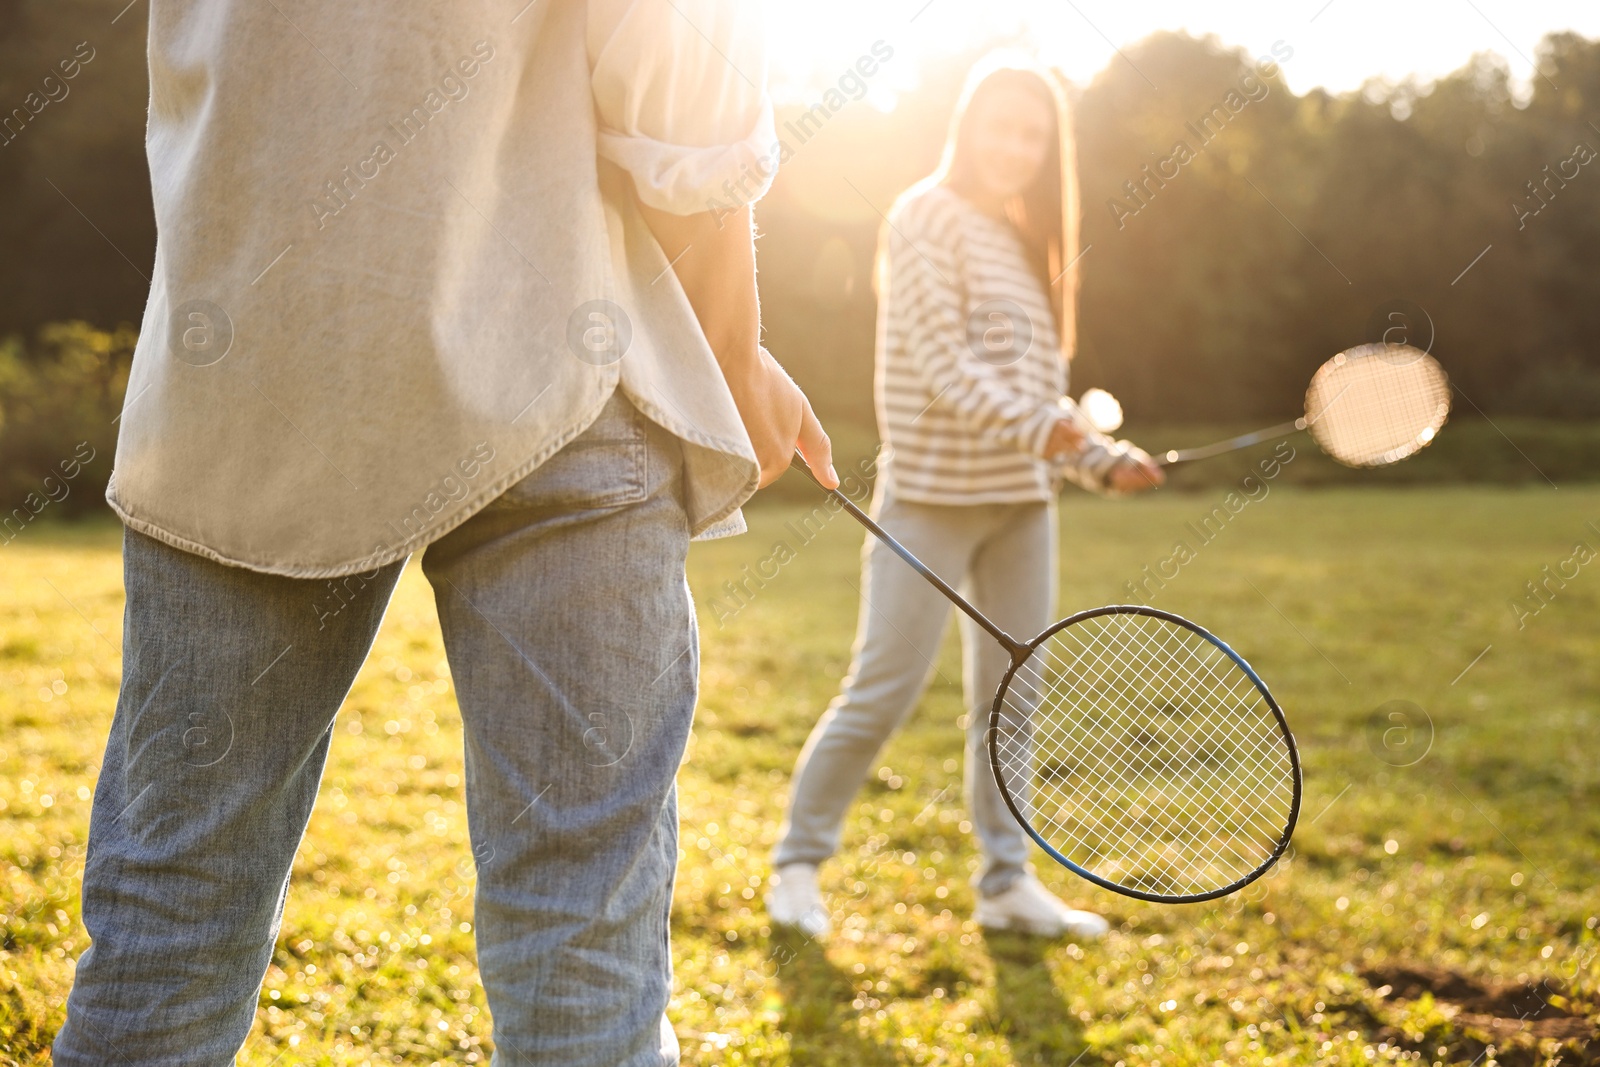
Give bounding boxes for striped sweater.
[875,183,1127,504]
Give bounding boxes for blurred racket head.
[1078,388,1125,433]
[988,606,1300,902]
[1305,343,1451,468]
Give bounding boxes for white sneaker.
[765,863,831,939]
[974,874,1110,940]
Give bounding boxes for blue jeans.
[55,392,695,1066]
[772,488,1055,897]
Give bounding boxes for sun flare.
[763,0,1600,100]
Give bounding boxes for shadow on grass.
[770,928,900,1067]
[981,931,1089,1065]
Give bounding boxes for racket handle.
[788,451,1026,657]
[1157,418,1307,467]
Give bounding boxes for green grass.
[2,486,1598,1065]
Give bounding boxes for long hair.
[923,56,1081,359]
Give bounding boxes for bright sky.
[765,0,1600,104]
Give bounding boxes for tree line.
[758,29,1600,426]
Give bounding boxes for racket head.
[987,606,1301,903]
[1305,343,1451,468]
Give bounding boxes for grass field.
[2,484,1598,1066]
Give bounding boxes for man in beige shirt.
[55,1,834,1064]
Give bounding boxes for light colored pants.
[55,392,694,1067]
[773,486,1056,897]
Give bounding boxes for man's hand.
[724,346,834,488]
[1108,450,1166,494]
[635,195,835,489]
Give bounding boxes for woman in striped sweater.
[768,57,1163,938]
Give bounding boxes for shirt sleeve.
[588,0,778,216]
[891,198,1064,457]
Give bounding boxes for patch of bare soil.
[1362,963,1596,1063]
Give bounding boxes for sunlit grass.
[2,486,1597,1065]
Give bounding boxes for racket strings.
[1029,626,1293,874]
[1011,639,1299,889]
[1006,633,1283,878]
[992,613,1295,897]
[1009,623,1286,835]
[1009,634,1275,857]
[999,631,1288,893]
[1306,344,1450,467]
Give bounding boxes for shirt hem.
[883,483,1055,507]
[107,401,761,579]
[621,388,760,539]
[104,390,620,580]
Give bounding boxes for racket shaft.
[1158,418,1306,466]
[788,452,1024,655]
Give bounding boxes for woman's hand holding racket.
[1108,451,1166,493]
[1047,397,1165,494]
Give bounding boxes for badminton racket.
[790,454,1301,903]
[1152,343,1451,468]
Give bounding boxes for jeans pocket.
[490,391,648,511]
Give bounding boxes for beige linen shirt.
[108,0,774,578]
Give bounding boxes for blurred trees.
[3,7,1599,451]
[0,0,154,332]
[759,30,1600,426]
[0,322,133,520]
